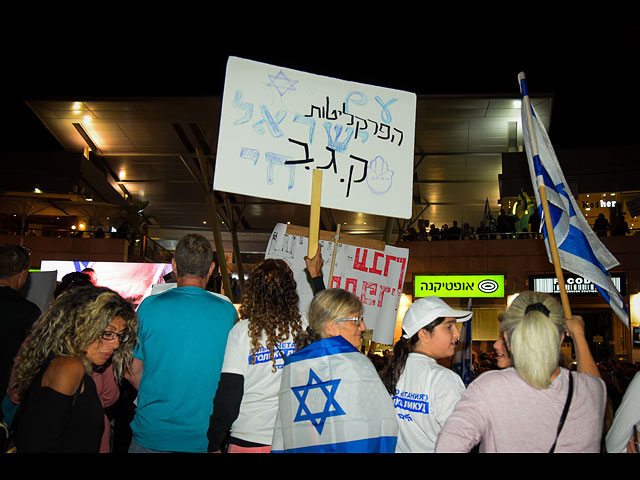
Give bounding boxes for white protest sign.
[214,56,416,219]
[265,223,409,345]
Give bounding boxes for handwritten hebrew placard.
[214,57,416,219]
[265,223,409,345]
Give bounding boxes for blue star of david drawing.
[291,368,345,435]
[267,70,298,97]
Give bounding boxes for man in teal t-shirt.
[127,234,237,453]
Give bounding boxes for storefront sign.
[414,274,505,298]
[529,273,625,296]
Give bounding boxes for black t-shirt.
[0,286,41,399]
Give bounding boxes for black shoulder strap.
[549,371,574,453]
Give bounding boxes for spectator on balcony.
[429,224,441,241]
[611,213,630,236]
[446,221,462,240]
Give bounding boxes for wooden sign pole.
[308,169,323,258]
[328,223,341,282]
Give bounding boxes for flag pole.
[519,72,572,319]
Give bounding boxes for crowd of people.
[402,210,634,242]
[1,237,638,454]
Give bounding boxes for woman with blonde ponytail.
[435,291,607,453]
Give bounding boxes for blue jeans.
[128,437,171,453]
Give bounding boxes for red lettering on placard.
[384,256,407,289]
[377,285,392,307]
[353,248,368,272]
[361,281,378,306]
[331,276,341,288]
[345,278,358,294]
[369,251,384,275]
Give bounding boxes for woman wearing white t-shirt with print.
[207,259,304,453]
[381,297,472,453]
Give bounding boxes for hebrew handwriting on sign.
[232,90,405,148]
[305,96,404,147]
[241,139,392,199]
[216,57,417,220]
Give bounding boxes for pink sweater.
[91,365,119,453]
[435,367,606,453]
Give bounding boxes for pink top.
[91,365,119,453]
[435,367,606,453]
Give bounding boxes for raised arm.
[564,315,600,378]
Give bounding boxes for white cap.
[402,296,472,339]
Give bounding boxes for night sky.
[2,22,639,153]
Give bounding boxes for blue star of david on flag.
[291,368,346,435]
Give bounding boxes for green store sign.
[414,275,505,298]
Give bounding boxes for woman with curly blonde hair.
[207,258,304,453]
[12,286,137,452]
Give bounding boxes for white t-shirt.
[606,370,640,453]
[221,318,303,446]
[392,353,465,453]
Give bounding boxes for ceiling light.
[33,187,42,193]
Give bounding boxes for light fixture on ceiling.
[33,186,42,193]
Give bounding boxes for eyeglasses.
[336,316,365,327]
[101,331,129,343]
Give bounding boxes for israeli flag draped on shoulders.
[271,335,398,453]
[519,73,630,327]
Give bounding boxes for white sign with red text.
[265,223,408,345]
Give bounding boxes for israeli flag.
[519,73,630,327]
[271,336,398,453]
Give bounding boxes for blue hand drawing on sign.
[366,156,394,195]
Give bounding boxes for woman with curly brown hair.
[11,286,137,452]
[207,258,304,453]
